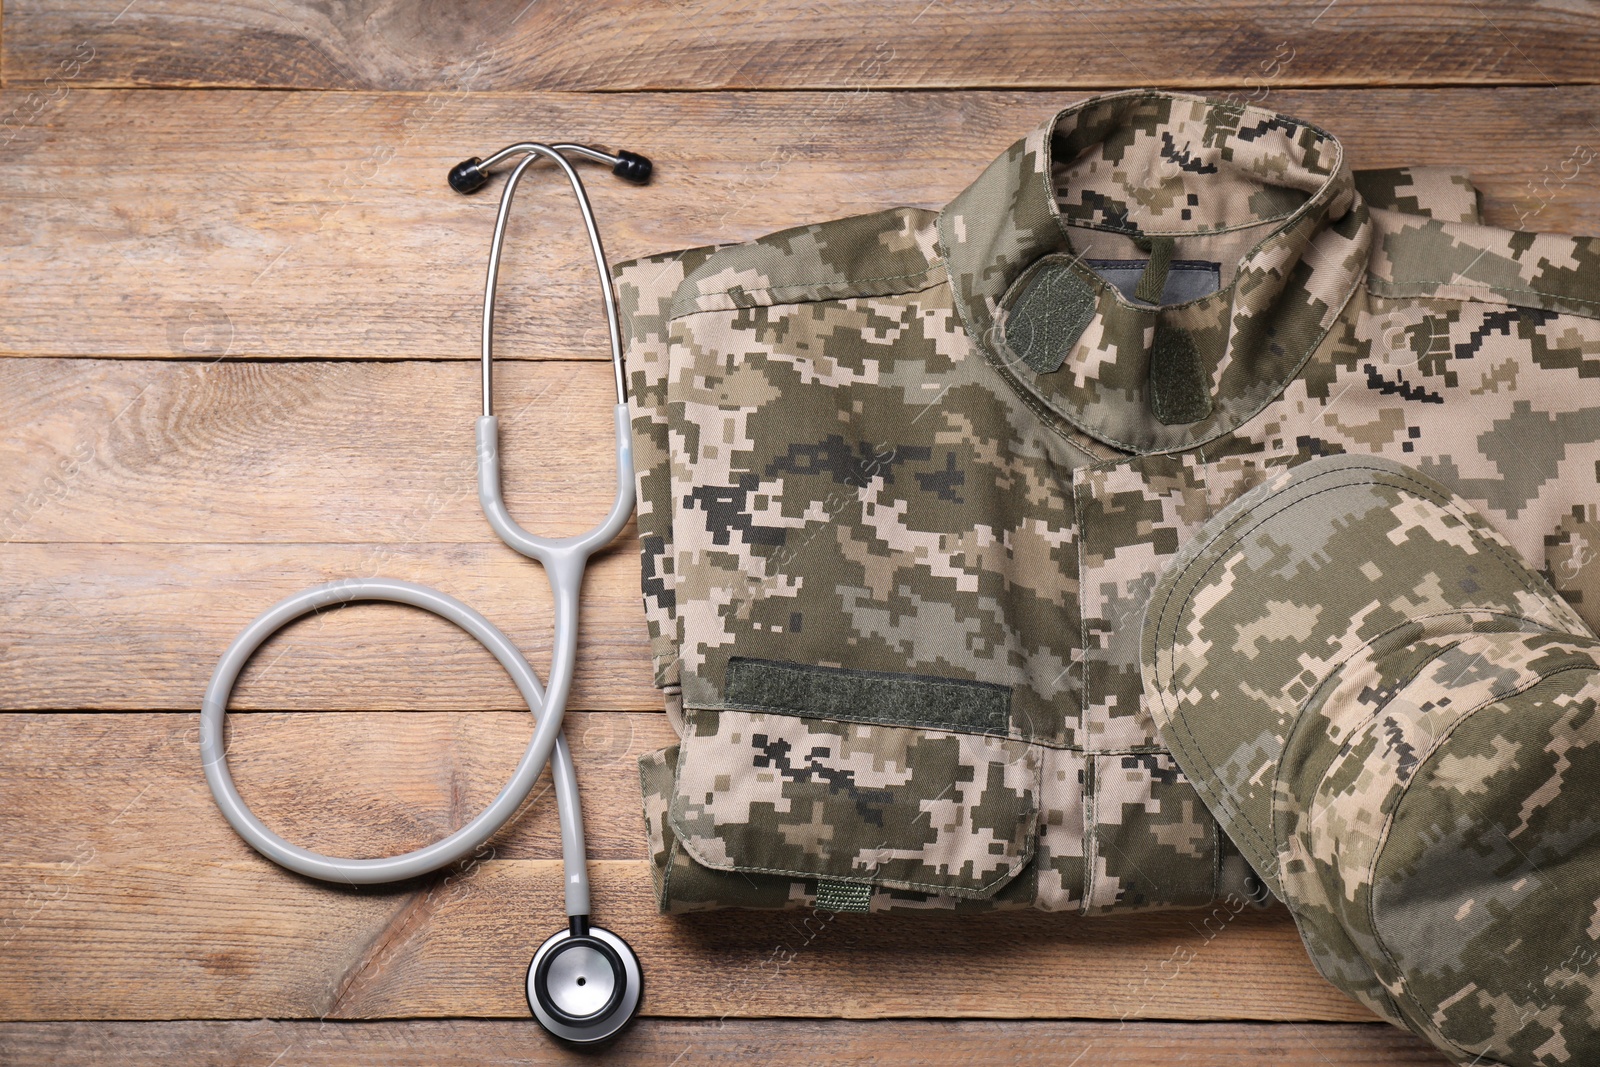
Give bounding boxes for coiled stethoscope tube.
[200,141,651,1045]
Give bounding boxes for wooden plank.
[1,0,1595,92]
[0,359,662,712]
[0,703,1377,1022]
[0,712,675,864]
[1,360,623,545]
[0,1019,1449,1065]
[0,855,1371,1021]
[0,711,1370,1024]
[0,540,657,711]
[4,88,1600,361]
[0,710,1357,1022]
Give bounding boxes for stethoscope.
[199,141,653,1045]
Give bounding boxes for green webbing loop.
[1133,235,1176,305]
[816,881,873,914]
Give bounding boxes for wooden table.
[5,3,1596,1062]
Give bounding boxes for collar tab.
[939,90,1371,454]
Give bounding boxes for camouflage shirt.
[614,89,1600,915]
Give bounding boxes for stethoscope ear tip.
[526,921,643,1046]
[449,157,491,195]
[611,150,653,185]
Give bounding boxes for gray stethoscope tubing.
[199,577,588,895]
[200,141,648,1042]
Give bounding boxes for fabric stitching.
[664,710,1044,898]
[937,204,1136,453]
[1063,212,1302,237]
[1360,661,1598,1064]
[667,845,1032,896]
[640,750,679,910]
[661,838,678,908]
[937,166,1130,448]
[1040,90,1345,249]
[1079,754,1098,915]
[1003,239,1364,456]
[1148,463,1565,868]
[694,699,1203,755]
[1269,626,1472,850]
[667,265,948,320]
[1263,616,1547,1014]
[1154,481,1545,864]
[719,699,1012,739]
[1366,274,1600,322]
[1210,815,1222,900]
[1075,471,1093,749]
[667,798,1039,897]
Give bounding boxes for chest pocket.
[667,658,1041,898]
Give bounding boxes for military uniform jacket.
[614,89,1600,915]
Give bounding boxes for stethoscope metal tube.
[459,141,648,412]
[201,139,651,1046]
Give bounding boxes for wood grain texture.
[5,88,1600,360]
[0,712,675,863]
[3,363,659,703]
[2,360,622,544]
[0,856,1371,1022]
[0,711,1370,1026]
[0,1019,1449,1065]
[0,7,1567,1055]
[1,540,658,711]
[1,0,1596,92]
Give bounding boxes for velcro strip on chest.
[724,657,1011,735]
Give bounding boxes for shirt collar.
[937,89,1371,454]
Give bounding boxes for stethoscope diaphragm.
[526,921,643,1045]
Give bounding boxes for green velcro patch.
[1149,324,1212,425]
[816,880,873,914]
[723,657,1011,735]
[1002,260,1098,375]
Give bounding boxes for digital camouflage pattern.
[612,88,1600,915]
[1141,454,1600,1066]
[670,708,1038,896]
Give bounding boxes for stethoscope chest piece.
[526,920,642,1045]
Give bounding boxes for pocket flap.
[668,661,1040,898]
